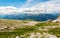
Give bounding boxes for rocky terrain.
[0,19,60,38]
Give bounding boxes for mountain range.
[0,13,59,21]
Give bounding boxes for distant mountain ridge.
[0,13,59,21]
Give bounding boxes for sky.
[0,0,49,7]
[0,0,27,7]
[0,0,60,14]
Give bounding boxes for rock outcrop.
[52,15,60,22]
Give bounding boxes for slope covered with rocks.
[0,19,60,38]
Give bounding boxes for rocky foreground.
[0,19,60,38]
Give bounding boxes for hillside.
[0,19,40,32]
[0,19,60,38]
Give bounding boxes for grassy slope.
[0,19,60,38]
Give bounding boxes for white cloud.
[0,6,18,14]
[20,0,60,14]
[0,0,60,14]
[18,1,60,14]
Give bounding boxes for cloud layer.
[0,0,60,14]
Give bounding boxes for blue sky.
[0,0,27,7]
[0,0,49,7]
[0,0,60,14]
